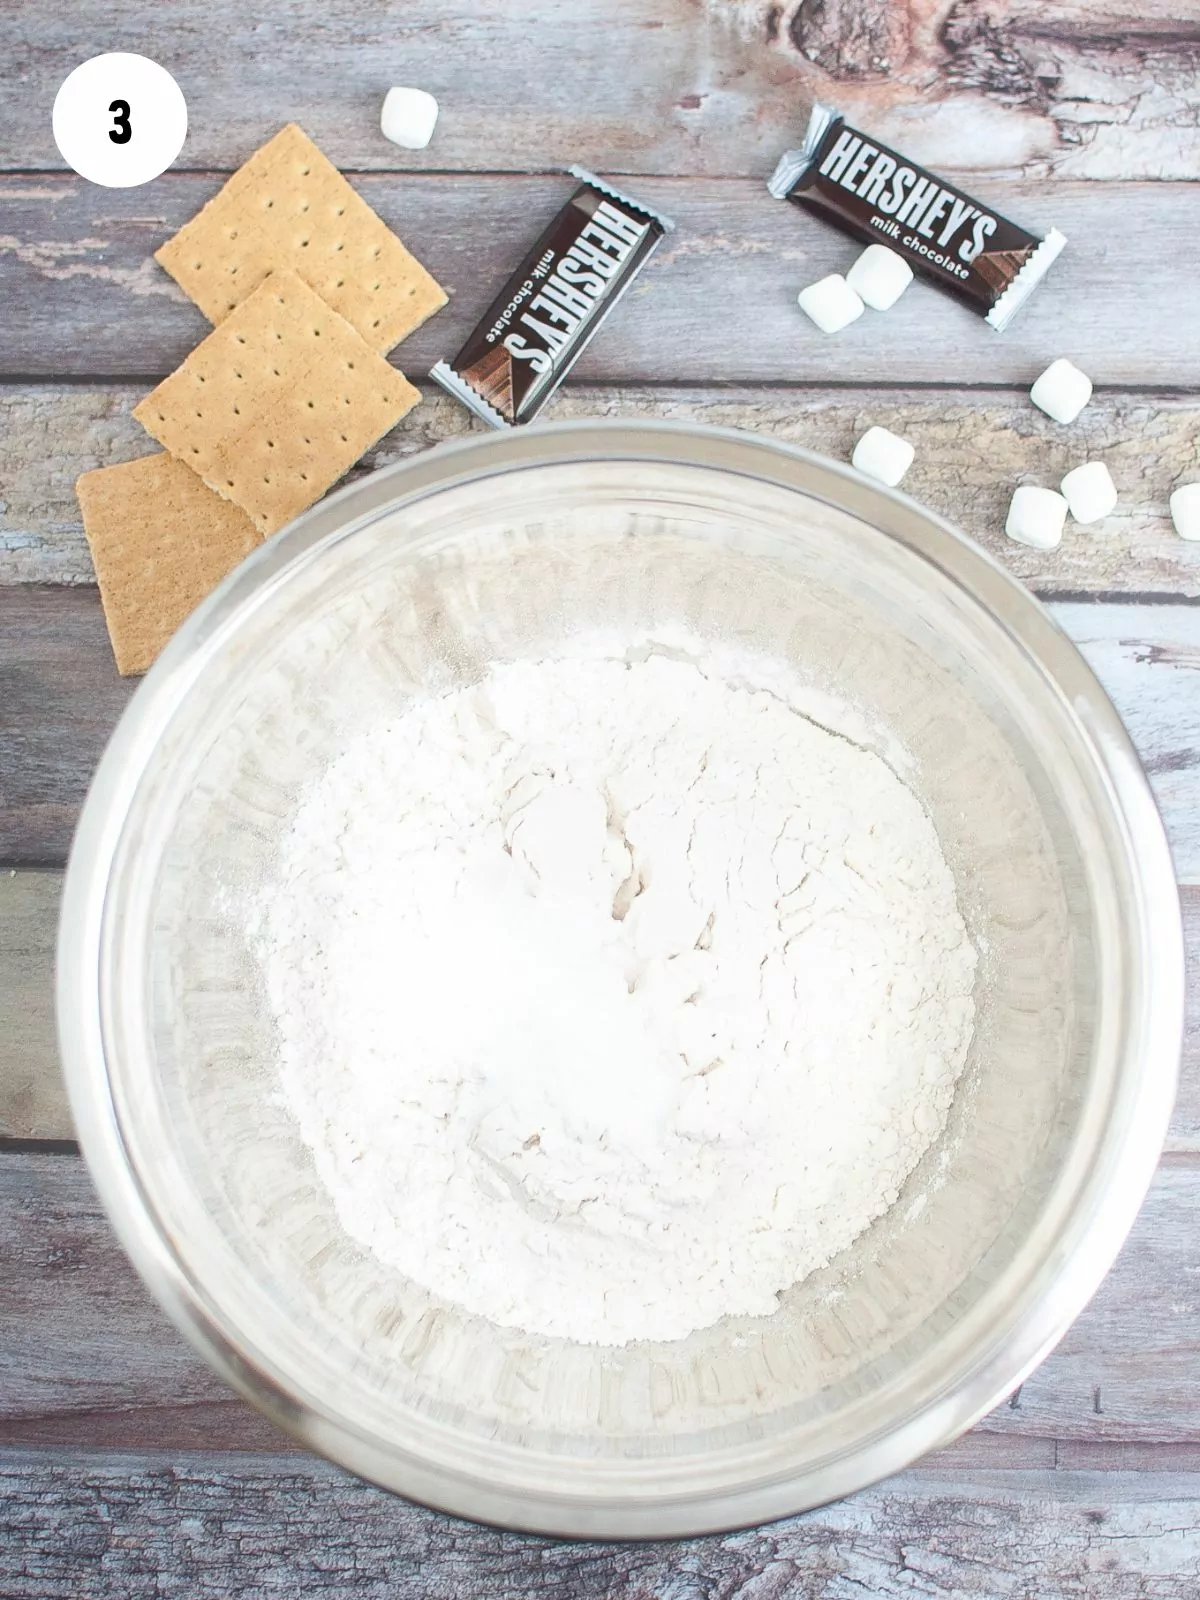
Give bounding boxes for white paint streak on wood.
[0,237,189,302]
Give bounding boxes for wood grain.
[2,1453,1200,1600]
[0,871,69,1141]
[2,587,1196,874]
[2,0,1197,179]
[4,872,1196,1148]
[0,1155,231,1426]
[790,0,1200,181]
[0,589,136,864]
[0,1405,1058,1467]
[2,1153,1199,1451]
[1054,603,1200,891]
[3,176,1199,386]
[977,1164,1200,1446]
[5,383,1200,596]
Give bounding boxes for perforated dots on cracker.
[77,452,262,675]
[154,123,447,353]
[133,269,420,536]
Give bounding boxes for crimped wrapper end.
[567,166,676,232]
[429,361,511,430]
[986,228,1068,332]
[767,102,840,199]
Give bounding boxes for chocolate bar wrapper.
[432,168,673,427]
[768,105,1065,331]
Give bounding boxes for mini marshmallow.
[1006,485,1069,551]
[1170,482,1200,541]
[381,87,439,151]
[845,244,914,311]
[797,274,864,334]
[852,425,915,488]
[1060,461,1117,525]
[1030,358,1092,425]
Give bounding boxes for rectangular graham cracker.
[76,452,262,676]
[154,123,447,354]
[133,270,420,536]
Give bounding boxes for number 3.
[108,99,131,144]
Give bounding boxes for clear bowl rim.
[57,419,1184,1538]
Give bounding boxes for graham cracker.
[154,123,447,354]
[77,452,262,676]
[133,270,420,536]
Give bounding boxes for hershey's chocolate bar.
[768,105,1065,331]
[431,168,673,427]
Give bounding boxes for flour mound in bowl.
[255,644,976,1347]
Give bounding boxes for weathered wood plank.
[0,589,136,865]
[0,1402,1055,1467]
[2,1155,1198,1450]
[1056,1440,1200,1472]
[2,588,1196,875]
[2,0,1196,179]
[1055,602,1200,892]
[1,1451,1199,1599]
[0,1155,231,1424]
[929,0,1200,182]
[4,873,1195,1148]
[5,383,1200,596]
[1177,889,1197,1150]
[0,871,69,1141]
[0,1401,290,1456]
[976,1164,1200,1445]
[3,176,1199,385]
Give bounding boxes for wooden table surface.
[2,1,1199,1594]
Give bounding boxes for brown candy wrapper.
[768,105,1066,331]
[432,168,673,427]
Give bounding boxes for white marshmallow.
[845,244,914,311]
[1006,485,1068,551]
[1060,461,1117,525]
[797,274,864,334]
[852,425,915,488]
[1170,482,1200,541]
[1030,358,1093,425]
[381,87,439,151]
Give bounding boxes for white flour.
[256,644,976,1346]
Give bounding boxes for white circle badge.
[53,53,187,188]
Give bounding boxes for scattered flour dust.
[255,640,976,1347]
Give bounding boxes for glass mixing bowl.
[58,421,1183,1537]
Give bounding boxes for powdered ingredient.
[257,646,976,1346]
